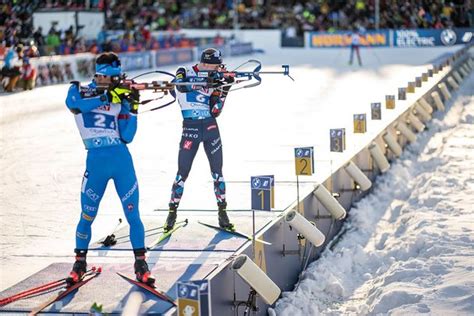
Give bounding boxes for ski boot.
[134,249,155,286]
[218,201,234,230]
[66,249,87,286]
[164,203,178,233]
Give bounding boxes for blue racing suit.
[169,65,230,208]
[65,81,145,250]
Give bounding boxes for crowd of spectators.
[1,1,472,58]
[36,0,471,31]
[0,0,471,92]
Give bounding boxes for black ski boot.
[164,203,178,233]
[218,201,234,230]
[66,249,87,286]
[134,249,155,286]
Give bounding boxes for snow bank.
[273,72,474,315]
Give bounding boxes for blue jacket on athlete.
[65,63,145,252]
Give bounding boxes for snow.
[0,44,470,306]
[272,71,474,315]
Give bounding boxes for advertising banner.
[394,28,473,47]
[309,30,390,48]
[308,28,472,48]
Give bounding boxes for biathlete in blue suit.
[164,48,235,232]
[65,52,154,286]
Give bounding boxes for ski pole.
[115,218,189,241]
[0,280,66,306]
[0,267,97,306]
[100,218,122,247]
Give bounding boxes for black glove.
[125,88,140,104]
[223,75,234,84]
[108,87,139,104]
[208,70,225,87]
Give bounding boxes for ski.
[116,272,176,306]
[101,219,189,248]
[198,221,272,245]
[0,268,97,307]
[146,219,188,250]
[28,267,102,316]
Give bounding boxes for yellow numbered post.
[177,283,201,316]
[385,95,395,109]
[294,147,314,176]
[353,114,367,133]
[254,241,267,272]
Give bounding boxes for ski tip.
[184,218,189,224]
[91,266,96,271]
[97,267,102,273]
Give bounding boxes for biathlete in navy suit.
[165,48,235,232]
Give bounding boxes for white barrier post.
[343,161,372,191]
[285,211,325,247]
[438,82,452,100]
[468,58,474,69]
[447,76,459,90]
[462,64,471,74]
[396,121,417,143]
[368,142,390,173]
[466,61,473,71]
[417,97,433,114]
[313,184,347,220]
[382,131,402,157]
[407,112,425,132]
[453,71,463,84]
[232,255,281,305]
[414,102,432,122]
[431,91,445,111]
[459,66,469,77]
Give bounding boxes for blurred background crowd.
[2,1,472,55]
[0,0,472,92]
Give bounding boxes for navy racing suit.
[169,65,231,209]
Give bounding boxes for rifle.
[178,59,294,92]
[103,60,294,113]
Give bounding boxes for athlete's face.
[199,63,223,71]
[94,74,112,85]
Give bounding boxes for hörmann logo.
[311,32,387,47]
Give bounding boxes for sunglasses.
[94,74,109,78]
